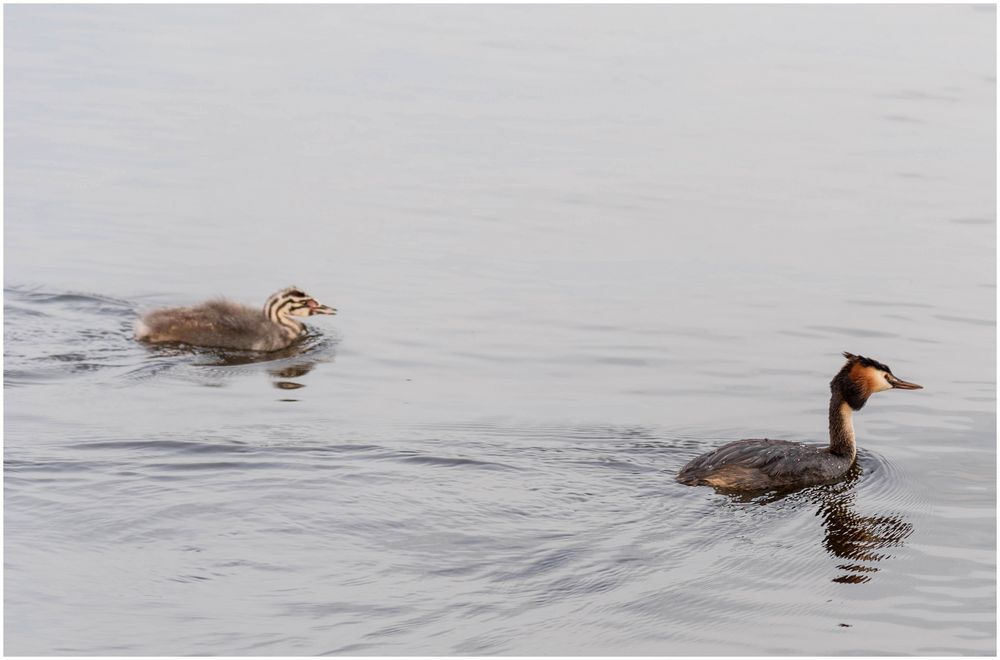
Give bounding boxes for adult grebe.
[134,286,336,352]
[677,352,922,491]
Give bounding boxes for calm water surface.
[4,5,996,655]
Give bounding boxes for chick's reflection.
[270,361,315,391]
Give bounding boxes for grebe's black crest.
[842,352,891,373]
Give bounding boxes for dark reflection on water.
[274,380,306,390]
[270,363,317,380]
[820,492,913,584]
[138,331,336,391]
[718,462,914,585]
[142,334,334,366]
[186,336,333,369]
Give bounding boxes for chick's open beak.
[307,300,337,316]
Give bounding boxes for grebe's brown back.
[677,352,922,492]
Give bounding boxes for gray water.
[4,5,996,655]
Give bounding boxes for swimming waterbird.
[135,286,336,352]
[676,352,922,491]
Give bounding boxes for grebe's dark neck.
[828,389,856,460]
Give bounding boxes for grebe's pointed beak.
[888,374,922,390]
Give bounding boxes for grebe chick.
[134,286,336,352]
[677,352,922,492]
